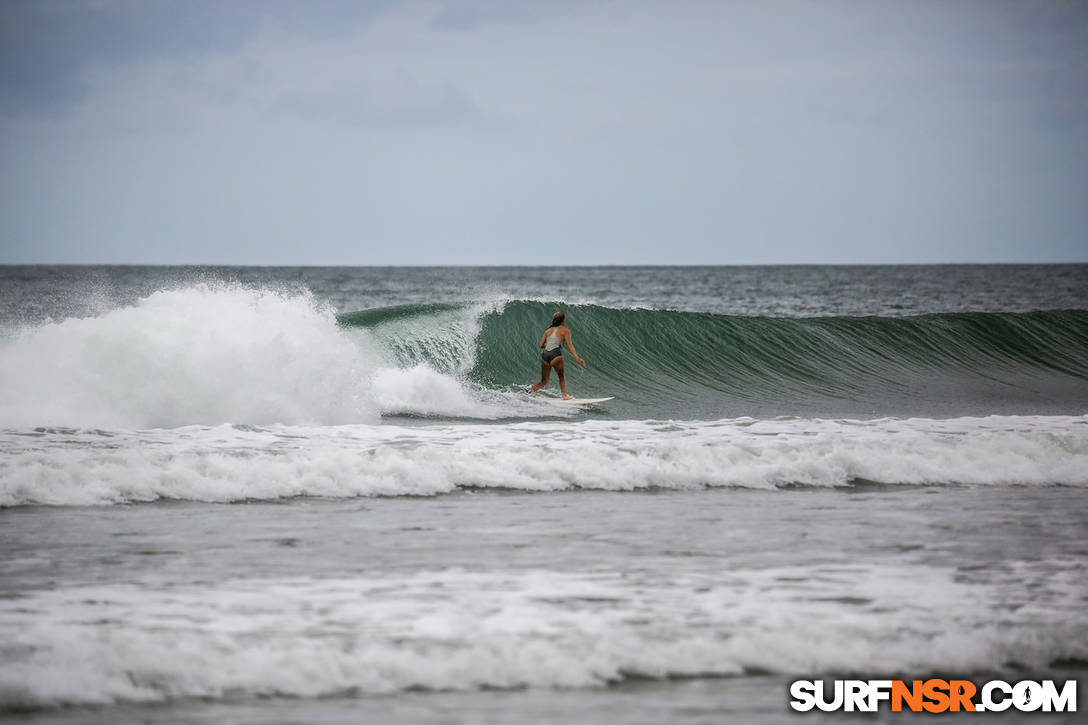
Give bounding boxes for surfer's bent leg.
[530,360,551,392]
[553,357,570,399]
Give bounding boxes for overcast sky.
[1,0,1085,265]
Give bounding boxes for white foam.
[371,365,546,419]
[0,285,538,429]
[0,285,378,428]
[2,415,1085,506]
[1,561,1083,707]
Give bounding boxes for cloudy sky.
[1,0,1085,264]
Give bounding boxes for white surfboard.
[540,396,615,405]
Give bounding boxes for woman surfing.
[529,311,585,400]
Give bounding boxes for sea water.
[1,265,1086,723]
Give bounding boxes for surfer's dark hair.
[551,311,565,326]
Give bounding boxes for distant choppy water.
[1,265,1086,724]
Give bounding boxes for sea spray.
[0,285,378,428]
[0,287,559,428]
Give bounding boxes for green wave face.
[341,302,1088,419]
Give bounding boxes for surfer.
[530,311,585,400]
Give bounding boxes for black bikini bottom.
[542,348,563,364]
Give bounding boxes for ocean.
[1,264,1086,723]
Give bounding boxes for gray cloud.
[429,1,527,32]
[0,0,393,118]
[0,0,1085,264]
[274,74,478,129]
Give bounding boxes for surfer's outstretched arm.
[563,330,585,366]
